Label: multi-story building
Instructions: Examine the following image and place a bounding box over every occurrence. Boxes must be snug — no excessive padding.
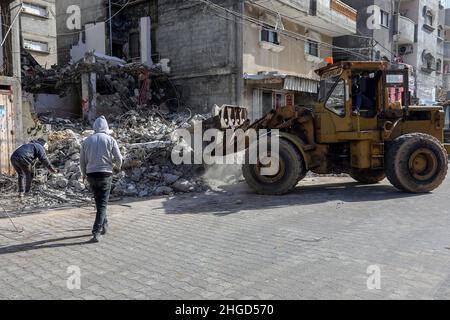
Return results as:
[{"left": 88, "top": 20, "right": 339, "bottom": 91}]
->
[
  {"left": 243, "top": 0, "right": 357, "bottom": 119},
  {"left": 334, "top": 0, "right": 395, "bottom": 62},
  {"left": 336, "top": 0, "right": 446, "bottom": 105},
  {"left": 20, "top": 0, "right": 57, "bottom": 68},
  {"left": 55, "top": 0, "right": 357, "bottom": 118},
  {"left": 396, "top": 0, "right": 445, "bottom": 104},
  {"left": 442, "top": 6, "right": 450, "bottom": 98}
]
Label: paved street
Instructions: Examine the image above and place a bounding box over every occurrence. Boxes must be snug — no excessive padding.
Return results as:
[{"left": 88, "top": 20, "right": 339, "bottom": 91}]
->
[{"left": 1, "top": 175, "right": 450, "bottom": 300}]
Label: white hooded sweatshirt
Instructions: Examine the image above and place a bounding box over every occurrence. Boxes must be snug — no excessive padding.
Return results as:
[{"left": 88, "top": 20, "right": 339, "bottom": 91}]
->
[{"left": 80, "top": 116, "right": 123, "bottom": 176}]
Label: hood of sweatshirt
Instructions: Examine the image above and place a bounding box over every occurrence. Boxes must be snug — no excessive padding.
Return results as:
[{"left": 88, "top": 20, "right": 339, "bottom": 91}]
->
[{"left": 93, "top": 116, "right": 110, "bottom": 134}]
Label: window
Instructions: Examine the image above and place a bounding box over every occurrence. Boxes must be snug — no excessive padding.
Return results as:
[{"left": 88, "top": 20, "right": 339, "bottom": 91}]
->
[
  {"left": 380, "top": 10, "right": 389, "bottom": 28},
  {"left": 261, "top": 27, "right": 279, "bottom": 45},
  {"left": 22, "top": 2, "right": 48, "bottom": 18},
  {"left": 23, "top": 39, "right": 49, "bottom": 53},
  {"left": 305, "top": 40, "right": 319, "bottom": 57},
  {"left": 438, "top": 25, "right": 443, "bottom": 38},
  {"left": 422, "top": 51, "right": 435, "bottom": 71},
  {"left": 436, "top": 59, "right": 442, "bottom": 73},
  {"left": 425, "top": 9, "right": 434, "bottom": 27},
  {"left": 309, "top": 0, "right": 317, "bottom": 15},
  {"left": 320, "top": 75, "right": 346, "bottom": 116}
]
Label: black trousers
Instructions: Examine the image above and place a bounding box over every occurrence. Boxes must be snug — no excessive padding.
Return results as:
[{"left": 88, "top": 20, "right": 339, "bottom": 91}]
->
[
  {"left": 10, "top": 156, "right": 33, "bottom": 193},
  {"left": 88, "top": 175, "right": 112, "bottom": 235}
]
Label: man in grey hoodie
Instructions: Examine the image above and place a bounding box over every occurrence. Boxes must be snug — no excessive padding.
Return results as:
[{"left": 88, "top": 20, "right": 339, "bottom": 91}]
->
[{"left": 80, "top": 116, "right": 123, "bottom": 243}]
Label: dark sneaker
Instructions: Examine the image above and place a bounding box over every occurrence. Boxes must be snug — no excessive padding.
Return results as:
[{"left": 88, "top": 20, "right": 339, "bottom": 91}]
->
[
  {"left": 89, "top": 233, "right": 100, "bottom": 243},
  {"left": 101, "top": 224, "right": 108, "bottom": 235}
]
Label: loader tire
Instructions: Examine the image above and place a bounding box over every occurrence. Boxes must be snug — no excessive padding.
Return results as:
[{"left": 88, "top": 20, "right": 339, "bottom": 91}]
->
[
  {"left": 385, "top": 133, "right": 448, "bottom": 193},
  {"left": 243, "top": 139, "right": 304, "bottom": 195},
  {"left": 350, "top": 168, "right": 385, "bottom": 184}
]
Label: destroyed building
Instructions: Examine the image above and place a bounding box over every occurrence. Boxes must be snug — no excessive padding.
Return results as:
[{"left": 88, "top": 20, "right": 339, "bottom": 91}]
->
[
  {"left": 2, "top": 48, "right": 211, "bottom": 212},
  {"left": 54, "top": 0, "right": 358, "bottom": 118},
  {"left": 56, "top": 0, "right": 107, "bottom": 66}
]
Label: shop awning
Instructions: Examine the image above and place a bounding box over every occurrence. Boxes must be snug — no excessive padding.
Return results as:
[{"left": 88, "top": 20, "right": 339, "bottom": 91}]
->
[
  {"left": 244, "top": 73, "right": 319, "bottom": 94},
  {"left": 284, "top": 76, "right": 318, "bottom": 94}
]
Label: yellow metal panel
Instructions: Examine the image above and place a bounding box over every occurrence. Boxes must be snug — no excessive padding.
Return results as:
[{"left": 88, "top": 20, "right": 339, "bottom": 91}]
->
[
  {"left": 444, "top": 144, "right": 450, "bottom": 155},
  {"left": 350, "top": 140, "right": 372, "bottom": 169}
]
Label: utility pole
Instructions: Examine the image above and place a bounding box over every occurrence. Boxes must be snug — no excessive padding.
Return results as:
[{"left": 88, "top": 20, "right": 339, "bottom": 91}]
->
[{"left": 109, "top": 0, "right": 113, "bottom": 55}]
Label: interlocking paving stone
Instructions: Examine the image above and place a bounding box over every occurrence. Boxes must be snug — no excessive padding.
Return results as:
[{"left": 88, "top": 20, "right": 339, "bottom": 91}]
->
[{"left": 1, "top": 177, "right": 450, "bottom": 299}]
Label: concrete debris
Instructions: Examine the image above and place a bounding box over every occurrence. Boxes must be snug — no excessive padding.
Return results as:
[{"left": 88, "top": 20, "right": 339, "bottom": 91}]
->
[
  {"left": 22, "top": 51, "right": 182, "bottom": 114},
  {"left": 44, "top": 109, "right": 208, "bottom": 198},
  {"left": 1, "top": 105, "right": 214, "bottom": 213}
]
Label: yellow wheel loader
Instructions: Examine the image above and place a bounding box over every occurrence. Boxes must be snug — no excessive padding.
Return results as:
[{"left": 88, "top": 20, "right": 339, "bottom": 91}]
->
[{"left": 219, "top": 61, "right": 449, "bottom": 195}]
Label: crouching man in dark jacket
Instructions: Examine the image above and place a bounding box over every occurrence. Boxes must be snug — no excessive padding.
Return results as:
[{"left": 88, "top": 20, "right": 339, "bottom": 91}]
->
[
  {"left": 10, "top": 138, "right": 57, "bottom": 197},
  {"left": 80, "top": 116, "right": 123, "bottom": 243}
]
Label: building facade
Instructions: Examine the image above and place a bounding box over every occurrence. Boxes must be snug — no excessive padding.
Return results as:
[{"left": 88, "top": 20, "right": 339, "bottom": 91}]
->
[
  {"left": 334, "top": 0, "right": 395, "bottom": 62},
  {"left": 20, "top": 0, "right": 57, "bottom": 68},
  {"left": 0, "top": 0, "right": 24, "bottom": 174},
  {"left": 243, "top": 0, "right": 357, "bottom": 119},
  {"left": 444, "top": 7, "right": 450, "bottom": 99},
  {"left": 55, "top": 0, "right": 106, "bottom": 66},
  {"left": 54, "top": 0, "right": 356, "bottom": 118},
  {"left": 337, "top": 0, "right": 446, "bottom": 104},
  {"left": 397, "top": 0, "right": 445, "bottom": 104}
]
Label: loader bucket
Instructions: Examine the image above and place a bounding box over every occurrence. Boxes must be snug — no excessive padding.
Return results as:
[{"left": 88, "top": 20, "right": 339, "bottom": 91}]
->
[{"left": 214, "top": 104, "right": 249, "bottom": 129}]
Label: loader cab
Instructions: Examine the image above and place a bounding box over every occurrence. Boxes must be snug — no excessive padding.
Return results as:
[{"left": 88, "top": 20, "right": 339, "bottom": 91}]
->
[
  {"left": 350, "top": 70, "right": 381, "bottom": 118},
  {"left": 315, "top": 61, "right": 411, "bottom": 142}
]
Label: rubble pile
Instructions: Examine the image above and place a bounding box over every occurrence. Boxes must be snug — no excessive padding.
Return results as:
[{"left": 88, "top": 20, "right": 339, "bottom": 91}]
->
[
  {"left": 0, "top": 174, "right": 16, "bottom": 193},
  {"left": 38, "top": 109, "right": 208, "bottom": 201},
  {"left": 22, "top": 52, "right": 180, "bottom": 114}
]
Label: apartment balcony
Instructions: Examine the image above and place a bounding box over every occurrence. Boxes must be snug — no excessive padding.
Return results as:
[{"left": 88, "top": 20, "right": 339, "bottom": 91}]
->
[
  {"left": 250, "top": 0, "right": 357, "bottom": 36},
  {"left": 395, "top": 15, "right": 415, "bottom": 44},
  {"left": 250, "top": 0, "right": 309, "bottom": 22}
]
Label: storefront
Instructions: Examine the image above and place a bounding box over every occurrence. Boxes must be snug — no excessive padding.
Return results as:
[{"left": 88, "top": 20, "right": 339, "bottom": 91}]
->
[{"left": 244, "top": 73, "right": 319, "bottom": 121}]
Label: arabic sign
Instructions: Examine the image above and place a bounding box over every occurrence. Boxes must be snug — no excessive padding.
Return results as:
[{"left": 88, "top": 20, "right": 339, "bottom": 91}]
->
[{"left": 321, "top": 67, "right": 343, "bottom": 80}]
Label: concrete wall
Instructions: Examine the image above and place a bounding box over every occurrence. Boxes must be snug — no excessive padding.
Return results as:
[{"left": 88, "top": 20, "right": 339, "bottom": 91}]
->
[
  {"left": 155, "top": 0, "right": 243, "bottom": 113},
  {"left": 334, "top": 0, "right": 394, "bottom": 61},
  {"left": 20, "top": 0, "right": 57, "bottom": 68},
  {"left": 55, "top": 0, "right": 106, "bottom": 66},
  {"left": 110, "top": 0, "right": 155, "bottom": 61}
]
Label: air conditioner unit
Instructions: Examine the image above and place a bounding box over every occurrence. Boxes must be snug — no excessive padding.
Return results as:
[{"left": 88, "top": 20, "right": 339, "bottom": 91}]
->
[{"left": 399, "top": 44, "right": 413, "bottom": 55}]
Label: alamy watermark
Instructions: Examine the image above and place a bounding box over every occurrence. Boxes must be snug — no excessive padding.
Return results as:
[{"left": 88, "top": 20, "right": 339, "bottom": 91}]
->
[
  {"left": 67, "top": 265, "right": 81, "bottom": 290},
  {"left": 171, "top": 122, "right": 280, "bottom": 176},
  {"left": 366, "top": 265, "right": 381, "bottom": 290},
  {"left": 366, "top": 5, "right": 383, "bottom": 30},
  {"left": 66, "top": 5, "right": 81, "bottom": 31}
]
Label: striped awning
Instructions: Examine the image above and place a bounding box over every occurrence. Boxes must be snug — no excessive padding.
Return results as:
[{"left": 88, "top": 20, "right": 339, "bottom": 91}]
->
[
  {"left": 245, "top": 73, "right": 319, "bottom": 94},
  {"left": 283, "top": 76, "right": 318, "bottom": 94}
]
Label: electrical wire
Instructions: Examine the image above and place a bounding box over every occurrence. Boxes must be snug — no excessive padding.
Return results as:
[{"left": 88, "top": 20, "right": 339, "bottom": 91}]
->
[{"left": 195, "top": 0, "right": 371, "bottom": 61}]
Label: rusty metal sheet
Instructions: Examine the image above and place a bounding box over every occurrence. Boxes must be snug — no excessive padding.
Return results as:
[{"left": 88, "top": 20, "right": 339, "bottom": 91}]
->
[{"left": 0, "top": 91, "right": 15, "bottom": 175}]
